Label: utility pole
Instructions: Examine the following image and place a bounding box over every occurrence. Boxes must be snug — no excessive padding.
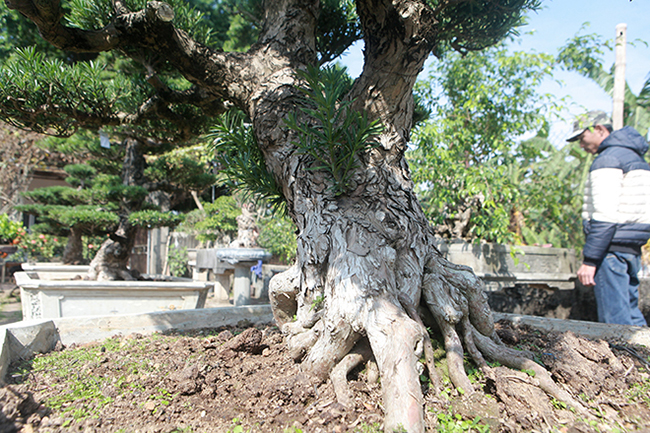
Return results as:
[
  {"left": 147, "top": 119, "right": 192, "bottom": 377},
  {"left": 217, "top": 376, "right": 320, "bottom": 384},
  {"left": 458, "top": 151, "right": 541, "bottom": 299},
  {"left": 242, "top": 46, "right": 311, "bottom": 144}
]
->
[{"left": 613, "top": 23, "right": 626, "bottom": 130}]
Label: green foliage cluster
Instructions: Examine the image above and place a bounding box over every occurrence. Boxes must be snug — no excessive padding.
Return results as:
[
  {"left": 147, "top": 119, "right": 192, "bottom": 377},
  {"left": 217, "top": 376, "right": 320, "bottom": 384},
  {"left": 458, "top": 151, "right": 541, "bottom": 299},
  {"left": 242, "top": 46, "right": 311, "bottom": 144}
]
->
[
  {"left": 257, "top": 212, "right": 297, "bottom": 265},
  {"left": 128, "top": 210, "right": 183, "bottom": 229},
  {"left": 435, "top": 413, "right": 491, "bottom": 433},
  {"left": 285, "top": 65, "right": 383, "bottom": 197},
  {"left": 316, "top": 0, "right": 361, "bottom": 64},
  {"left": 176, "top": 195, "right": 241, "bottom": 244},
  {"left": 409, "top": 42, "right": 588, "bottom": 248},
  {"left": 209, "top": 111, "right": 286, "bottom": 213},
  {"left": 427, "top": 0, "right": 541, "bottom": 56},
  {"left": 145, "top": 148, "right": 217, "bottom": 193},
  {"left": 0, "top": 47, "right": 132, "bottom": 136},
  {"left": 168, "top": 246, "right": 191, "bottom": 278},
  {"left": 17, "top": 164, "right": 118, "bottom": 238},
  {"left": 0, "top": 213, "right": 26, "bottom": 245}
]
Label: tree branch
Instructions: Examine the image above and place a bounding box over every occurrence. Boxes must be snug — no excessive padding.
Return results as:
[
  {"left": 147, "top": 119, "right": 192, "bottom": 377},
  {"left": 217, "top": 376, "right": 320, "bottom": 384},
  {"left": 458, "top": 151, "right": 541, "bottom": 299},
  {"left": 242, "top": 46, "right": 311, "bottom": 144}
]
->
[
  {"left": 5, "top": 0, "right": 257, "bottom": 108},
  {"left": 348, "top": 0, "right": 437, "bottom": 153},
  {"left": 5, "top": 0, "right": 120, "bottom": 52}
]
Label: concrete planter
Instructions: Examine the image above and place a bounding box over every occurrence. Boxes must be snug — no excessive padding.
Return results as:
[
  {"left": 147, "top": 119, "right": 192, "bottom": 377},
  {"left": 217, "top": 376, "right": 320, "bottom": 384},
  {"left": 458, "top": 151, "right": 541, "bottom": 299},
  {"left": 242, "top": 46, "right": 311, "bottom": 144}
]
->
[
  {"left": 435, "top": 240, "right": 577, "bottom": 291},
  {"left": 14, "top": 268, "right": 213, "bottom": 320},
  {"left": 20, "top": 263, "right": 90, "bottom": 281}
]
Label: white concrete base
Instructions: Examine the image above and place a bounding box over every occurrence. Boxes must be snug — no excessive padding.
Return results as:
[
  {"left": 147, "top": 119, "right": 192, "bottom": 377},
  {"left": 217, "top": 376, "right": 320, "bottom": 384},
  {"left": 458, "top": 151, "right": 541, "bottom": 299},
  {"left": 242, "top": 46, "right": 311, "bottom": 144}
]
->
[
  {"left": 15, "top": 271, "right": 214, "bottom": 320},
  {"left": 0, "top": 305, "right": 274, "bottom": 383}
]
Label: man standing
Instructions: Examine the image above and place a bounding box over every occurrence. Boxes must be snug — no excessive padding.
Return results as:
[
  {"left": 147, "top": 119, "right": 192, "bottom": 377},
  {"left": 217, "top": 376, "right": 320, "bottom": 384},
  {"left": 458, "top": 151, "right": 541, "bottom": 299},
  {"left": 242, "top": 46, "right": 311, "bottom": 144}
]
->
[{"left": 567, "top": 110, "right": 650, "bottom": 326}]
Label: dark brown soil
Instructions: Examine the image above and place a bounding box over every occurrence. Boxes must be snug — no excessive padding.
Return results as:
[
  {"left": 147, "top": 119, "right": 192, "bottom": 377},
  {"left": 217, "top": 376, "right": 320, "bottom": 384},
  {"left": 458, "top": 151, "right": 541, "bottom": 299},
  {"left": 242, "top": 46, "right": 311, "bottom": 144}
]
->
[{"left": 2, "top": 319, "right": 650, "bottom": 433}]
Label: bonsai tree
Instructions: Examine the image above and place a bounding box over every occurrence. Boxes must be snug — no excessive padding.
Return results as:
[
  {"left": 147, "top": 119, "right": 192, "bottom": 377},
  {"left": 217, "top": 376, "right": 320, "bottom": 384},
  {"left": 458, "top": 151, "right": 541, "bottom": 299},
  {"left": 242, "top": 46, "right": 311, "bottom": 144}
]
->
[
  {"left": 18, "top": 136, "right": 214, "bottom": 278},
  {"left": 0, "top": 0, "right": 605, "bottom": 431},
  {"left": 17, "top": 164, "right": 120, "bottom": 264}
]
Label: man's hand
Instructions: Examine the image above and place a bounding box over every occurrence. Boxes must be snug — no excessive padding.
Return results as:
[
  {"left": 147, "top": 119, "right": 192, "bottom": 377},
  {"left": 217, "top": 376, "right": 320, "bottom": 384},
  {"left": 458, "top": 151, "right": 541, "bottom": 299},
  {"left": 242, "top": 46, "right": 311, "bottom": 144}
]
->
[{"left": 577, "top": 263, "right": 597, "bottom": 286}]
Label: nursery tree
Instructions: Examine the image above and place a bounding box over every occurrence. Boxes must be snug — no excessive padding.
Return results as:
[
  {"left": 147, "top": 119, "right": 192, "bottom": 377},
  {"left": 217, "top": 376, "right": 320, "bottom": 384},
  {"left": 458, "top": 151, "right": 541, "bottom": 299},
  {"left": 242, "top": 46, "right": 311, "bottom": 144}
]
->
[
  {"left": 0, "top": 0, "right": 605, "bottom": 431},
  {"left": 409, "top": 42, "right": 590, "bottom": 249},
  {"left": 18, "top": 132, "right": 214, "bottom": 276},
  {"left": 16, "top": 163, "right": 121, "bottom": 264}
]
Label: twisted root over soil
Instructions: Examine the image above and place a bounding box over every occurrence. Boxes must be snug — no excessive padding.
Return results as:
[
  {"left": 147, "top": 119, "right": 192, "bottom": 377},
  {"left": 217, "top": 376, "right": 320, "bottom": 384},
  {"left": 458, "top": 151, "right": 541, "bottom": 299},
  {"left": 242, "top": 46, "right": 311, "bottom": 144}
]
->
[
  {"left": 2, "top": 322, "right": 650, "bottom": 432},
  {"left": 269, "top": 256, "right": 650, "bottom": 432}
]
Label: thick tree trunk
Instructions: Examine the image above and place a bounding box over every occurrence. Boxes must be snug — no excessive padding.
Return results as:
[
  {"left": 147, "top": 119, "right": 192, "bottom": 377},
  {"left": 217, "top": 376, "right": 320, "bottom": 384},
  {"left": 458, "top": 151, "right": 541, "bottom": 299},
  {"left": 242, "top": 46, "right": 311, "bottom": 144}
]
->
[
  {"left": 87, "top": 221, "right": 138, "bottom": 280},
  {"left": 5, "top": 0, "right": 591, "bottom": 429},
  {"left": 61, "top": 227, "right": 83, "bottom": 264}
]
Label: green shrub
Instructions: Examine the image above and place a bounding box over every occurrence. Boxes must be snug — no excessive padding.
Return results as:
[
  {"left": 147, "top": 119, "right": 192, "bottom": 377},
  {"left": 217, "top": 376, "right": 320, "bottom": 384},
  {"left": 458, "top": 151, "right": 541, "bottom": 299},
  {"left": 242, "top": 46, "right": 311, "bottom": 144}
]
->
[
  {"left": 176, "top": 195, "right": 241, "bottom": 245},
  {"left": 168, "top": 246, "right": 190, "bottom": 278},
  {"left": 0, "top": 214, "right": 26, "bottom": 245},
  {"left": 17, "top": 233, "right": 66, "bottom": 262},
  {"left": 257, "top": 212, "right": 297, "bottom": 265}
]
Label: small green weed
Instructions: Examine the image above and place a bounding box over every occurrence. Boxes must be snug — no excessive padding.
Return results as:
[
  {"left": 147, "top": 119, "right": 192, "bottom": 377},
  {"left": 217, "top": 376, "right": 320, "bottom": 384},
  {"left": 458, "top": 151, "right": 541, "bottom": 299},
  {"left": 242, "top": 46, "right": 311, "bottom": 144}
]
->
[
  {"left": 628, "top": 376, "right": 650, "bottom": 405},
  {"left": 228, "top": 417, "right": 250, "bottom": 433},
  {"left": 550, "top": 397, "right": 567, "bottom": 410},
  {"left": 353, "top": 422, "right": 383, "bottom": 432},
  {"left": 436, "top": 412, "right": 491, "bottom": 432},
  {"left": 169, "top": 427, "right": 194, "bottom": 433},
  {"left": 310, "top": 295, "right": 324, "bottom": 311}
]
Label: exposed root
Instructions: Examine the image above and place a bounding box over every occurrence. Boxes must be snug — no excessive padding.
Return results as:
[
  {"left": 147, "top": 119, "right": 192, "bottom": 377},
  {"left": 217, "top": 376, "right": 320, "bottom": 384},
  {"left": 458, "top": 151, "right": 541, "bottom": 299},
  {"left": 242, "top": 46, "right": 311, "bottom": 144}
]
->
[
  {"left": 461, "top": 316, "right": 487, "bottom": 369},
  {"left": 284, "top": 321, "right": 322, "bottom": 361},
  {"left": 302, "top": 320, "right": 360, "bottom": 382},
  {"left": 366, "top": 297, "right": 426, "bottom": 432},
  {"left": 268, "top": 264, "right": 300, "bottom": 327},
  {"left": 438, "top": 260, "right": 494, "bottom": 338},
  {"left": 439, "top": 320, "right": 474, "bottom": 393},
  {"left": 269, "top": 246, "right": 598, "bottom": 433},
  {"left": 472, "top": 328, "right": 592, "bottom": 419},
  {"left": 398, "top": 293, "right": 441, "bottom": 392},
  {"left": 366, "top": 358, "right": 379, "bottom": 384},
  {"left": 330, "top": 339, "right": 372, "bottom": 408}
]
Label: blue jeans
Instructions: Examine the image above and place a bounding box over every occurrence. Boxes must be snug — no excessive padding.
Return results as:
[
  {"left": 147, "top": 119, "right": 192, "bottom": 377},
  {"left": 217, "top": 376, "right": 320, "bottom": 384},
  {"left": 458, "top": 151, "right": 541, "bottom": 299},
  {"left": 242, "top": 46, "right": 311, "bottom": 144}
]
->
[{"left": 594, "top": 252, "right": 647, "bottom": 326}]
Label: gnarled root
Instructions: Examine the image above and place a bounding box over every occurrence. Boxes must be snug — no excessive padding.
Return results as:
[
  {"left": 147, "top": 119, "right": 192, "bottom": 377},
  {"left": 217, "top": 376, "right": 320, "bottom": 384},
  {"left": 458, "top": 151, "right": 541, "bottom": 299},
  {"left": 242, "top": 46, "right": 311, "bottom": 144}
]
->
[
  {"left": 365, "top": 297, "right": 426, "bottom": 432},
  {"left": 398, "top": 293, "right": 441, "bottom": 393},
  {"left": 471, "top": 327, "right": 592, "bottom": 418},
  {"left": 268, "top": 248, "right": 593, "bottom": 433},
  {"left": 331, "top": 338, "right": 373, "bottom": 408}
]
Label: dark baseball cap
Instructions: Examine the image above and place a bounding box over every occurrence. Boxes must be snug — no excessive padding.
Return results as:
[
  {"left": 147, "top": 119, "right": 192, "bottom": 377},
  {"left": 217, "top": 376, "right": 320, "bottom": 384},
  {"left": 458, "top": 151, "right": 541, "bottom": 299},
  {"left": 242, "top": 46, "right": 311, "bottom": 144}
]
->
[{"left": 566, "top": 110, "right": 613, "bottom": 142}]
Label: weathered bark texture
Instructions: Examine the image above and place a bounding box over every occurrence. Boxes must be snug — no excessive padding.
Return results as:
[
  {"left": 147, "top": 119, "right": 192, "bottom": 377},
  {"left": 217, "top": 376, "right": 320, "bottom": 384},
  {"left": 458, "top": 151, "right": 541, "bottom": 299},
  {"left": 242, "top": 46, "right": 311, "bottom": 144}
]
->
[
  {"left": 61, "top": 227, "right": 84, "bottom": 264},
  {"left": 5, "top": 0, "right": 586, "bottom": 430}
]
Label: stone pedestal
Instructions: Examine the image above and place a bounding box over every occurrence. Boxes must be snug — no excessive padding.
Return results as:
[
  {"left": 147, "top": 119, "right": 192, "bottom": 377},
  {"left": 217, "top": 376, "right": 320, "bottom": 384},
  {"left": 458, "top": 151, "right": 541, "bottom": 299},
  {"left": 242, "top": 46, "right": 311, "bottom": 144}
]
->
[{"left": 195, "top": 248, "right": 272, "bottom": 306}]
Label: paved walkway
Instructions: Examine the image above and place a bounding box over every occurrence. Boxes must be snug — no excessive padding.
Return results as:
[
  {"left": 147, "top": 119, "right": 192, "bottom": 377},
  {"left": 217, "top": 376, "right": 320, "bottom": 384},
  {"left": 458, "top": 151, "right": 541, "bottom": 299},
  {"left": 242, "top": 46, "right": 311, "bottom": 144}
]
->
[{"left": 0, "top": 282, "right": 22, "bottom": 326}]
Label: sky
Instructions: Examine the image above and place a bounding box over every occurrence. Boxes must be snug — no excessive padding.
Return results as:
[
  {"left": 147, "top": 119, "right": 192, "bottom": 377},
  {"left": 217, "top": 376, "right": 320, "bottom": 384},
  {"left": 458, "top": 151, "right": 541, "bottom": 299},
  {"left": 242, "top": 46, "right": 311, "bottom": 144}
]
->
[{"left": 338, "top": 0, "right": 650, "bottom": 146}]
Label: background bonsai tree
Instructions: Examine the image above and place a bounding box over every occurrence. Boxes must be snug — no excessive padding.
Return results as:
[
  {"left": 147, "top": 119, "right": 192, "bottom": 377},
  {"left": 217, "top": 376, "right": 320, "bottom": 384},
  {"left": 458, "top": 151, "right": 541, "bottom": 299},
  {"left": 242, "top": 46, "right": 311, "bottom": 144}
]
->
[
  {"left": 18, "top": 132, "right": 216, "bottom": 278},
  {"left": 17, "top": 164, "right": 121, "bottom": 264},
  {"left": 1, "top": 0, "right": 610, "bottom": 431}
]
